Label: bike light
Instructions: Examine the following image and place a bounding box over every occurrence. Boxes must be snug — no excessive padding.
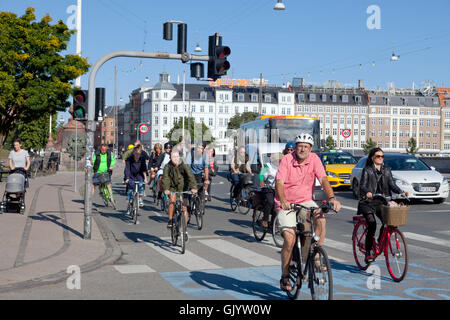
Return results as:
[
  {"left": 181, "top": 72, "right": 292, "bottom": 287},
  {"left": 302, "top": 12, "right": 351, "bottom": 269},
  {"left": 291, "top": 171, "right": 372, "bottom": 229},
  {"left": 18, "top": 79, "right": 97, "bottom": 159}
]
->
[{"left": 314, "top": 235, "right": 320, "bottom": 242}]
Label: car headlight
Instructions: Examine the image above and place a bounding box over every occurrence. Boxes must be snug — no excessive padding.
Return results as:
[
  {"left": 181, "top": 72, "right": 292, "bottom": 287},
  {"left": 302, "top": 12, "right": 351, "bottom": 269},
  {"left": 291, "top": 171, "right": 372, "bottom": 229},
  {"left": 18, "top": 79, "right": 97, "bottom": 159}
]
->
[
  {"left": 326, "top": 171, "right": 337, "bottom": 178},
  {"left": 394, "top": 178, "right": 409, "bottom": 187}
]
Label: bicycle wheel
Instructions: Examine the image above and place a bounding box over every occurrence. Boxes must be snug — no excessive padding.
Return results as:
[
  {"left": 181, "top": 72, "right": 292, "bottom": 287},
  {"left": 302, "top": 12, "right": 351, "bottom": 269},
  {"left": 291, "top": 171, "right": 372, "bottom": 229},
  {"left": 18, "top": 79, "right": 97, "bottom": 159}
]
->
[
  {"left": 252, "top": 206, "right": 267, "bottom": 242},
  {"left": 132, "top": 193, "right": 138, "bottom": 224},
  {"left": 385, "top": 228, "right": 408, "bottom": 282},
  {"left": 107, "top": 185, "right": 117, "bottom": 210},
  {"left": 286, "top": 244, "right": 302, "bottom": 300},
  {"left": 194, "top": 196, "right": 203, "bottom": 230},
  {"left": 309, "top": 246, "right": 333, "bottom": 300},
  {"left": 272, "top": 214, "right": 284, "bottom": 248},
  {"left": 171, "top": 212, "right": 178, "bottom": 246},
  {"left": 237, "top": 186, "right": 251, "bottom": 215},
  {"left": 352, "top": 221, "right": 370, "bottom": 270},
  {"left": 179, "top": 212, "right": 186, "bottom": 254},
  {"left": 230, "top": 185, "right": 237, "bottom": 212},
  {"left": 100, "top": 184, "right": 109, "bottom": 206}
]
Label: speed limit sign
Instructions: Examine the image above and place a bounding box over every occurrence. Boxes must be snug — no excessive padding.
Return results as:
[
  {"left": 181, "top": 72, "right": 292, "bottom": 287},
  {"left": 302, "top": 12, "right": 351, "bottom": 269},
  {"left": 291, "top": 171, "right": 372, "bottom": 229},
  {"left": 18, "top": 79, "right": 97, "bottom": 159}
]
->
[
  {"left": 341, "top": 129, "right": 351, "bottom": 139},
  {"left": 138, "top": 123, "right": 150, "bottom": 135}
]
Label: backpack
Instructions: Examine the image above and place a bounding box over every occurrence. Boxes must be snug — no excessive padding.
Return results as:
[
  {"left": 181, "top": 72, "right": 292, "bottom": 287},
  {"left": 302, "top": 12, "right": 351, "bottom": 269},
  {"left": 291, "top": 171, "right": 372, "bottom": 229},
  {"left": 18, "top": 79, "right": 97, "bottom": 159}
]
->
[{"left": 93, "top": 150, "right": 111, "bottom": 173}]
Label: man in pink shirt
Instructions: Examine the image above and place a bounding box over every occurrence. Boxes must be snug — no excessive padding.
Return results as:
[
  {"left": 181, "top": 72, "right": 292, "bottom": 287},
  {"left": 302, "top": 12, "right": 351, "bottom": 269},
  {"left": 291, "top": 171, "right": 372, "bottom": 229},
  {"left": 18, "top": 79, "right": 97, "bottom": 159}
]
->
[{"left": 276, "top": 133, "right": 341, "bottom": 292}]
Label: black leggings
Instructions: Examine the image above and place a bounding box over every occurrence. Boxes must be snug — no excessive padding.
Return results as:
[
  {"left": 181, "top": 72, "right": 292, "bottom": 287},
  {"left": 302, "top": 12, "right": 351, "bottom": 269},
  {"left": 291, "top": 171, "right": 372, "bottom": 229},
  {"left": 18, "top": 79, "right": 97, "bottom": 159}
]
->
[
  {"left": 358, "top": 198, "right": 385, "bottom": 254},
  {"left": 263, "top": 189, "right": 275, "bottom": 222}
]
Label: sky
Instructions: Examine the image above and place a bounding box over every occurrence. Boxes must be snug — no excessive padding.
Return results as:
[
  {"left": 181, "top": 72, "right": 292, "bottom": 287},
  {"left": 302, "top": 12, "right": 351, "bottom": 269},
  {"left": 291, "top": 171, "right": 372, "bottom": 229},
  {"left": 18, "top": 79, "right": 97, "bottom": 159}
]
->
[{"left": 1, "top": 0, "right": 450, "bottom": 123}]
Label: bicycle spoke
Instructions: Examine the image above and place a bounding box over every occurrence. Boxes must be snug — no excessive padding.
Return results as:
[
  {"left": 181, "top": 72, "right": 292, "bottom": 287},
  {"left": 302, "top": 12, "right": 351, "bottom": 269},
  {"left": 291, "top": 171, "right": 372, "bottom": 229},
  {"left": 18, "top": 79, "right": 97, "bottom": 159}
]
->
[{"left": 385, "top": 229, "right": 408, "bottom": 282}]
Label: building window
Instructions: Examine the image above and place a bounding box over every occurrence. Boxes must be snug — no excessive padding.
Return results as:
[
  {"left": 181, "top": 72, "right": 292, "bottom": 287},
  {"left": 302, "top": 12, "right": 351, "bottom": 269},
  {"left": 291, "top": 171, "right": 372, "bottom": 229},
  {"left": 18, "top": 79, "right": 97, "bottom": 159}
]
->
[
  {"left": 342, "top": 95, "right": 348, "bottom": 103},
  {"left": 333, "top": 128, "right": 337, "bottom": 136},
  {"left": 163, "top": 117, "right": 167, "bottom": 125},
  {"left": 332, "top": 95, "right": 337, "bottom": 103},
  {"left": 200, "top": 92, "right": 207, "bottom": 100},
  {"left": 298, "top": 94, "right": 305, "bottom": 102},
  {"left": 200, "top": 105, "right": 205, "bottom": 113},
  {"left": 264, "top": 95, "right": 271, "bottom": 103},
  {"left": 210, "top": 105, "right": 214, "bottom": 113},
  {"left": 251, "top": 94, "right": 258, "bottom": 102},
  {"left": 238, "top": 93, "right": 244, "bottom": 102},
  {"left": 183, "top": 92, "right": 189, "bottom": 100},
  {"left": 154, "top": 116, "right": 159, "bottom": 125},
  {"left": 154, "top": 129, "right": 159, "bottom": 138},
  {"left": 309, "top": 94, "right": 316, "bottom": 102},
  {"left": 209, "top": 118, "right": 213, "bottom": 126},
  {"left": 355, "top": 96, "right": 361, "bottom": 104},
  {"left": 322, "top": 94, "right": 326, "bottom": 102}
]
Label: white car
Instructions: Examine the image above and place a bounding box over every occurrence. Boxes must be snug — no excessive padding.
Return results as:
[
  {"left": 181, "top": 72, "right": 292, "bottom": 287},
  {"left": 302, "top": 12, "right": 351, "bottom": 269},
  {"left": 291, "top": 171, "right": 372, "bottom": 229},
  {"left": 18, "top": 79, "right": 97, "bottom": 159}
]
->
[{"left": 350, "top": 153, "right": 449, "bottom": 204}]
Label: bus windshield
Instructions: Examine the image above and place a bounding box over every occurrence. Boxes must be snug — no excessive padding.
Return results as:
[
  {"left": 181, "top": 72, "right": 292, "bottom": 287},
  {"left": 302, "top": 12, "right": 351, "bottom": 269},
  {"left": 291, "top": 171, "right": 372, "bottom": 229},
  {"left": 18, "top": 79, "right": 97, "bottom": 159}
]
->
[{"left": 270, "top": 118, "right": 320, "bottom": 151}]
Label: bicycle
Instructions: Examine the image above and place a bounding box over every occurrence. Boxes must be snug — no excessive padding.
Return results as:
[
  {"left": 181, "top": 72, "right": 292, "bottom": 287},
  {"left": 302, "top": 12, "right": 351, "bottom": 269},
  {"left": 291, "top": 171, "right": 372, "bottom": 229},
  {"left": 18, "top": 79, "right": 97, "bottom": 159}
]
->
[
  {"left": 229, "top": 173, "right": 253, "bottom": 214},
  {"left": 97, "top": 173, "right": 117, "bottom": 210},
  {"left": 252, "top": 189, "right": 282, "bottom": 247},
  {"left": 283, "top": 201, "right": 337, "bottom": 300},
  {"left": 352, "top": 193, "right": 410, "bottom": 282},
  {"left": 187, "top": 183, "right": 204, "bottom": 230},
  {"left": 169, "top": 191, "right": 192, "bottom": 254},
  {"left": 127, "top": 180, "right": 146, "bottom": 224}
]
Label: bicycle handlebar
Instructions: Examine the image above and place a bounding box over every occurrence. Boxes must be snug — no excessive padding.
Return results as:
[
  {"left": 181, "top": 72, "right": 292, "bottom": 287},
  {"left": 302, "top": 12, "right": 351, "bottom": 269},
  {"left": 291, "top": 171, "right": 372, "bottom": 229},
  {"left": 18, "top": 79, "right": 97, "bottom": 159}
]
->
[
  {"left": 289, "top": 200, "right": 338, "bottom": 215},
  {"left": 371, "top": 193, "right": 410, "bottom": 203},
  {"left": 127, "top": 180, "right": 147, "bottom": 185}
]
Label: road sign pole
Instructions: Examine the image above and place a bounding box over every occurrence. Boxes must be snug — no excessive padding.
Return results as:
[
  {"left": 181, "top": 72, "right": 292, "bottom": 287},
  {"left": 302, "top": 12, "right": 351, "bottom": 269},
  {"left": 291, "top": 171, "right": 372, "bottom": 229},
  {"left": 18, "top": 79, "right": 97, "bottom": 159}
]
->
[{"left": 84, "top": 50, "right": 209, "bottom": 239}]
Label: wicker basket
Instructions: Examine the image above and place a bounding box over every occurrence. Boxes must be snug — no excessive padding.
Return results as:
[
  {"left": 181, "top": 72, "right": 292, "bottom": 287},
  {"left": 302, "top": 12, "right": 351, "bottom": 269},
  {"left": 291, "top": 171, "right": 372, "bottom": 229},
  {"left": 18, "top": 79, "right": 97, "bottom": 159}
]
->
[{"left": 381, "top": 205, "right": 409, "bottom": 226}]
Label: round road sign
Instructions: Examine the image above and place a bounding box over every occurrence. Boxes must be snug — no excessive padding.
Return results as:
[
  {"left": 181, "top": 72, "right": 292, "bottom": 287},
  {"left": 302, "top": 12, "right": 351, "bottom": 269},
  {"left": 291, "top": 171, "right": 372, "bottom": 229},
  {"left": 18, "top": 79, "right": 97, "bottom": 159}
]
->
[
  {"left": 342, "top": 129, "right": 351, "bottom": 139},
  {"left": 138, "top": 123, "right": 150, "bottom": 135}
]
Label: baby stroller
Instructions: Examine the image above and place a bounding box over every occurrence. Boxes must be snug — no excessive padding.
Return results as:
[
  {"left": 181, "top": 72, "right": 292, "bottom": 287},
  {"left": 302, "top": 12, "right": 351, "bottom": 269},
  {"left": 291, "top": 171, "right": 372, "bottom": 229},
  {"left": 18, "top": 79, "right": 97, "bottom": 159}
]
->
[{"left": 0, "top": 173, "right": 26, "bottom": 214}]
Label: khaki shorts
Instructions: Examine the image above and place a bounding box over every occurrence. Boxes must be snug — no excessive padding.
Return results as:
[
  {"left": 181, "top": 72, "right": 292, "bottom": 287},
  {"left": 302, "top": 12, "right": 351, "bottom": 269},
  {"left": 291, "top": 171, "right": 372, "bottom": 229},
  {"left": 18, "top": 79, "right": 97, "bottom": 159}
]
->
[{"left": 277, "top": 200, "right": 318, "bottom": 234}]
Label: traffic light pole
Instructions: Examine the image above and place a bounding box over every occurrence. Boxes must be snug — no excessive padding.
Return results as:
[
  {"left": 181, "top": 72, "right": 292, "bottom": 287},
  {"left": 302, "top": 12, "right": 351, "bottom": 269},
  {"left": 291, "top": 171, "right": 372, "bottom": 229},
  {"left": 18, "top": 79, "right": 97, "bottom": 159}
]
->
[{"left": 84, "top": 50, "right": 209, "bottom": 239}]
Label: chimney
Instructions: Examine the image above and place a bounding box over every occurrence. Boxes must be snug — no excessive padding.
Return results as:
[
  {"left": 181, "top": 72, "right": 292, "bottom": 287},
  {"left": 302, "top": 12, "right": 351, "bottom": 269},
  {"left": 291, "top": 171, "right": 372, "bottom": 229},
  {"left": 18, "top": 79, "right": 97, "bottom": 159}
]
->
[
  {"left": 358, "top": 79, "right": 364, "bottom": 89},
  {"left": 301, "top": 78, "right": 305, "bottom": 87}
]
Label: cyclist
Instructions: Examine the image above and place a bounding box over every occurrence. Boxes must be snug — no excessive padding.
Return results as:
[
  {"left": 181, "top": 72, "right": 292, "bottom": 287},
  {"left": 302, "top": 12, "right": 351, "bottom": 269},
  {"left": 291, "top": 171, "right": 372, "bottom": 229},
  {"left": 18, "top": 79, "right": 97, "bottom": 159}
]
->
[
  {"left": 124, "top": 144, "right": 148, "bottom": 213},
  {"left": 162, "top": 151, "right": 197, "bottom": 238},
  {"left": 205, "top": 146, "right": 217, "bottom": 201},
  {"left": 230, "top": 146, "right": 253, "bottom": 201},
  {"left": 258, "top": 152, "right": 282, "bottom": 228},
  {"left": 92, "top": 143, "right": 116, "bottom": 196},
  {"left": 275, "top": 133, "right": 341, "bottom": 292},
  {"left": 148, "top": 143, "right": 164, "bottom": 187},
  {"left": 122, "top": 144, "right": 136, "bottom": 164},
  {"left": 358, "top": 147, "right": 408, "bottom": 263},
  {"left": 283, "top": 141, "right": 295, "bottom": 156},
  {"left": 156, "top": 142, "right": 173, "bottom": 200},
  {"left": 185, "top": 142, "right": 210, "bottom": 205}
]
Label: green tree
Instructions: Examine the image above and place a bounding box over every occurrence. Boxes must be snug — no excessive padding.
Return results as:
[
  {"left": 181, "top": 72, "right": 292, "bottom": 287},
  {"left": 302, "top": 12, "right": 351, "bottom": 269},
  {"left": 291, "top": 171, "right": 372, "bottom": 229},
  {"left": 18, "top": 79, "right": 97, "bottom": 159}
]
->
[
  {"left": 406, "top": 137, "right": 419, "bottom": 155},
  {"left": 324, "top": 135, "right": 336, "bottom": 152},
  {"left": 0, "top": 8, "right": 90, "bottom": 147},
  {"left": 362, "top": 138, "right": 377, "bottom": 154},
  {"left": 167, "top": 117, "right": 214, "bottom": 146},
  {"left": 227, "top": 112, "right": 259, "bottom": 130}
]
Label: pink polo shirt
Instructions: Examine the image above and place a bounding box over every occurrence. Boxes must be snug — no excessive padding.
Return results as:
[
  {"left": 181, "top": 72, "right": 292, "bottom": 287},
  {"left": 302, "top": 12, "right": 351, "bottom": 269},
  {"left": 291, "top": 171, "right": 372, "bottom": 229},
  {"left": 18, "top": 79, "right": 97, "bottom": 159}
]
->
[{"left": 274, "top": 152, "right": 326, "bottom": 211}]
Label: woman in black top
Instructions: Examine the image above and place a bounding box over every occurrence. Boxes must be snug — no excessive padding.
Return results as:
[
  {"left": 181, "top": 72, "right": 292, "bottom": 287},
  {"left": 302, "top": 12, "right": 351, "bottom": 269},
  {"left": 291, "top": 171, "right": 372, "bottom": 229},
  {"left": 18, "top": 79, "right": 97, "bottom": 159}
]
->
[
  {"left": 358, "top": 147, "right": 408, "bottom": 263},
  {"left": 148, "top": 143, "right": 164, "bottom": 186}
]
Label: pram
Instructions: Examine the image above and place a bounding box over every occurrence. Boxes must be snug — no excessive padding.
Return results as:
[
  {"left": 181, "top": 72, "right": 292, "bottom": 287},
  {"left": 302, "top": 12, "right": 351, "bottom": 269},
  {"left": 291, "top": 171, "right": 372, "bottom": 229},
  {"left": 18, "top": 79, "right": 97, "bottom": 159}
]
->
[{"left": 0, "top": 172, "right": 26, "bottom": 214}]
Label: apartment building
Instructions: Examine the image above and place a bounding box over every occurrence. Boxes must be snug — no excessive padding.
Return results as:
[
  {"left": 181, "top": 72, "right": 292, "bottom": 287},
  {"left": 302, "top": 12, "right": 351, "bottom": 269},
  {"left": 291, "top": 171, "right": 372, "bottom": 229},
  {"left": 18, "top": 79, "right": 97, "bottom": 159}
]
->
[
  {"left": 368, "top": 89, "right": 441, "bottom": 155},
  {"left": 436, "top": 88, "right": 450, "bottom": 154}
]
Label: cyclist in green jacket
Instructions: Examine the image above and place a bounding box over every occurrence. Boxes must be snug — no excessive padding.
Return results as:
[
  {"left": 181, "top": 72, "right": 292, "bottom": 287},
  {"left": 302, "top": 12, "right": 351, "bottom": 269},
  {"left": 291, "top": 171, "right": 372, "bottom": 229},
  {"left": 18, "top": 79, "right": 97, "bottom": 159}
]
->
[{"left": 92, "top": 144, "right": 116, "bottom": 196}]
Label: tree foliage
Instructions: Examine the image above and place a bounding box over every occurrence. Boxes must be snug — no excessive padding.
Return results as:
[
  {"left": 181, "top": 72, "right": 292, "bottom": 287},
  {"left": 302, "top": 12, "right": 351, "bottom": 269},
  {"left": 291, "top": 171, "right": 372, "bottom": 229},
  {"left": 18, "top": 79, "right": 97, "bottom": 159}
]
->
[
  {"left": 0, "top": 7, "right": 90, "bottom": 146},
  {"left": 406, "top": 137, "right": 419, "bottom": 155},
  {"left": 227, "top": 112, "right": 260, "bottom": 130},
  {"left": 323, "top": 135, "right": 336, "bottom": 152},
  {"left": 167, "top": 117, "right": 214, "bottom": 146},
  {"left": 362, "top": 138, "right": 377, "bottom": 154}
]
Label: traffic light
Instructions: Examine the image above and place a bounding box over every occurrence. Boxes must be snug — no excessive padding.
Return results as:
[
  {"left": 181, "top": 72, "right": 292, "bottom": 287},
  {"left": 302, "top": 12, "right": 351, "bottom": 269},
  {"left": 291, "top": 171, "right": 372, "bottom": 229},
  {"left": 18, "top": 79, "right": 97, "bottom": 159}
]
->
[
  {"left": 73, "top": 89, "right": 88, "bottom": 120},
  {"left": 208, "top": 33, "right": 231, "bottom": 81}
]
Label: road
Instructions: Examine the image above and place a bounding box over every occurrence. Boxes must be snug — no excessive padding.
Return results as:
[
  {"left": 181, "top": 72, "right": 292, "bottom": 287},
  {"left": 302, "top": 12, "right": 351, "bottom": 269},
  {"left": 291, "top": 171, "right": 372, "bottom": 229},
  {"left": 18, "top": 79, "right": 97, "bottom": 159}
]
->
[{"left": 1, "top": 172, "right": 449, "bottom": 300}]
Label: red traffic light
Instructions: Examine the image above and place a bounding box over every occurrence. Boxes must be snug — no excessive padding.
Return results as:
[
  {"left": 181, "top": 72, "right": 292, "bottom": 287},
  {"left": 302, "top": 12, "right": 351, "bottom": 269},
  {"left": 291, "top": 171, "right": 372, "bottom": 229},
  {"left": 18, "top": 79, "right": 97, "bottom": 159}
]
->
[{"left": 217, "top": 46, "right": 231, "bottom": 59}]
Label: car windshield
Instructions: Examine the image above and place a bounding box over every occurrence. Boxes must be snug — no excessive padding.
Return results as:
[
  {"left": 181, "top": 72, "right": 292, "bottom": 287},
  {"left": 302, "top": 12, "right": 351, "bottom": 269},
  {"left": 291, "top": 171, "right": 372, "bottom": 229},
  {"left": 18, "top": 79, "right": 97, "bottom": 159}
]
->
[
  {"left": 384, "top": 157, "right": 430, "bottom": 171},
  {"left": 321, "top": 153, "right": 357, "bottom": 165}
]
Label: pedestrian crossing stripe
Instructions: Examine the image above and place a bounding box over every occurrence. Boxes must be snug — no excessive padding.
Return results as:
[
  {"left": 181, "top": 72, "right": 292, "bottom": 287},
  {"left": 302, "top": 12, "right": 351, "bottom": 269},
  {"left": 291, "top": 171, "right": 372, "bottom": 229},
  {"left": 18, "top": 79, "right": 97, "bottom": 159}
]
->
[
  {"left": 114, "top": 265, "right": 156, "bottom": 274},
  {"left": 403, "top": 232, "right": 450, "bottom": 248}
]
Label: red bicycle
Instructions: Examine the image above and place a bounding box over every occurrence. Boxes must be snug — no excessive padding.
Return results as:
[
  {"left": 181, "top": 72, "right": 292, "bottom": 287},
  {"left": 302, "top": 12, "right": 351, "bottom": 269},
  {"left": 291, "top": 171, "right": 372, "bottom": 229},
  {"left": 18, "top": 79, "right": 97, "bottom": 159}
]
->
[{"left": 352, "top": 194, "right": 410, "bottom": 282}]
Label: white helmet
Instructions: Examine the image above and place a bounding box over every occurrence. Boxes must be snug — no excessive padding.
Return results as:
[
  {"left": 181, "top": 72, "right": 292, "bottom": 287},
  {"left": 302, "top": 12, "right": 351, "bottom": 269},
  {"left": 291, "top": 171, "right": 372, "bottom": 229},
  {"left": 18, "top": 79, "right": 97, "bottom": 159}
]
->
[{"left": 294, "top": 133, "right": 314, "bottom": 146}]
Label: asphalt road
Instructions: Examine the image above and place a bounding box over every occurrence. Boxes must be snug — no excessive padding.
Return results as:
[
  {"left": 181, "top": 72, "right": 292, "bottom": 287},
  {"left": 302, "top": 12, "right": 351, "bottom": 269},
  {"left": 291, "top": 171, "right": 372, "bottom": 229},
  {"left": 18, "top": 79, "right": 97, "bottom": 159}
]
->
[{"left": 1, "top": 172, "right": 449, "bottom": 300}]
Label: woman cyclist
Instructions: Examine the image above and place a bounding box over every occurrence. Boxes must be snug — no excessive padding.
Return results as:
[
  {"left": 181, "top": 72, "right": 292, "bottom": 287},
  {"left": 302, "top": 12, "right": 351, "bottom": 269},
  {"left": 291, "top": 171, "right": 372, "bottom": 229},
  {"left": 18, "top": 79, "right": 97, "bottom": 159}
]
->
[
  {"left": 148, "top": 143, "right": 164, "bottom": 187},
  {"left": 125, "top": 144, "right": 148, "bottom": 213},
  {"left": 358, "top": 147, "right": 408, "bottom": 263}
]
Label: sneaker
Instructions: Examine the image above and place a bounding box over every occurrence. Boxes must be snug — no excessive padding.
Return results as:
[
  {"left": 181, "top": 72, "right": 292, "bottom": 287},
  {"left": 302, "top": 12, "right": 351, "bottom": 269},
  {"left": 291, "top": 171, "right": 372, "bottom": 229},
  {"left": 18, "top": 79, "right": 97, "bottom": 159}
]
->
[
  {"left": 365, "top": 251, "right": 375, "bottom": 264},
  {"left": 125, "top": 207, "right": 131, "bottom": 216},
  {"left": 139, "top": 199, "right": 144, "bottom": 207},
  {"left": 167, "top": 219, "right": 173, "bottom": 229},
  {"left": 184, "top": 231, "right": 189, "bottom": 243}
]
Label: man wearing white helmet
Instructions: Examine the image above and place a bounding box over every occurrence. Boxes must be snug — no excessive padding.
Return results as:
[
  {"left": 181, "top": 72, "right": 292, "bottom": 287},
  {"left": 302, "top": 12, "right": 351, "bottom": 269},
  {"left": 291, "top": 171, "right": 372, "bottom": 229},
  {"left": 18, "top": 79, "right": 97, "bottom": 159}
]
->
[{"left": 275, "top": 132, "right": 342, "bottom": 292}]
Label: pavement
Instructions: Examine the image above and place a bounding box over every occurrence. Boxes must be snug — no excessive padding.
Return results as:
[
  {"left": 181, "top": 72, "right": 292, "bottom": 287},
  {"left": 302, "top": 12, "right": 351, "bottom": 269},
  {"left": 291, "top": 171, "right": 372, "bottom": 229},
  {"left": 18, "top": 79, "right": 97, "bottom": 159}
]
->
[{"left": 0, "top": 166, "right": 122, "bottom": 293}]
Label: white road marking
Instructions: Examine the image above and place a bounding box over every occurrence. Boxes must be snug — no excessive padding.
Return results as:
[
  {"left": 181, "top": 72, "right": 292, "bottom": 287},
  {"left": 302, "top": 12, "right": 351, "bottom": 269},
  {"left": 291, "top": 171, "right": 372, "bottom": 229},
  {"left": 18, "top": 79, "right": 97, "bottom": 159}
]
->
[
  {"left": 143, "top": 241, "right": 221, "bottom": 271},
  {"left": 435, "top": 230, "right": 450, "bottom": 236},
  {"left": 340, "top": 205, "right": 357, "bottom": 212},
  {"left": 403, "top": 232, "right": 450, "bottom": 248},
  {"left": 407, "top": 244, "right": 449, "bottom": 258},
  {"left": 323, "top": 238, "right": 353, "bottom": 253},
  {"left": 199, "top": 239, "right": 279, "bottom": 266},
  {"left": 114, "top": 265, "right": 156, "bottom": 274}
]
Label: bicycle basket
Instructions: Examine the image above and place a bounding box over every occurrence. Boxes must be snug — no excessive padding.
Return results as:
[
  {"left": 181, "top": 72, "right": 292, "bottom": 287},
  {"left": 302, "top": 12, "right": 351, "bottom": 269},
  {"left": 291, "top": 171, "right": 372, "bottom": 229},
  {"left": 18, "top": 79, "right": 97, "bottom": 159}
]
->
[
  {"left": 97, "top": 173, "right": 110, "bottom": 184},
  {"left": 381, "top": 205, "right": 409, "bottom": 226},
  {"left": 241, "top": 174, "right": 253, "bottom": 186}
]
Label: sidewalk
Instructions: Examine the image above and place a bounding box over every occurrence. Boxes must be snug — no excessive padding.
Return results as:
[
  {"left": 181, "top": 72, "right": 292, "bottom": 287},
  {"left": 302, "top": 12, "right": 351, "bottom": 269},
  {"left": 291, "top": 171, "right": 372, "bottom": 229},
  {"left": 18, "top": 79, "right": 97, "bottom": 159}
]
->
[{"left": 0, "top": 169, "right": 121, "bottom": 292}]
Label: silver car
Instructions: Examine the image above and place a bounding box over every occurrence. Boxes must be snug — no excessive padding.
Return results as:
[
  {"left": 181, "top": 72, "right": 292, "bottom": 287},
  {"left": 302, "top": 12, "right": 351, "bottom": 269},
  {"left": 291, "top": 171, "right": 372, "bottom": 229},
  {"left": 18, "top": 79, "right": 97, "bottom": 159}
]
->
[{"left": 351, "top": 153, "right": 449, "bottom": 204}]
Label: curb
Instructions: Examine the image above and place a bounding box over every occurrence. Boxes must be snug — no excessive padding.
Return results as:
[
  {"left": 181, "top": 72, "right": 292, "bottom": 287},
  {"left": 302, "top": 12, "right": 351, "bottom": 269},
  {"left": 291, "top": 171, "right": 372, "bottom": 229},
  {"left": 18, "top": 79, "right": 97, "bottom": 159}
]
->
[{"left": 0, "top": 207, "right": 122, "bottom": 293}]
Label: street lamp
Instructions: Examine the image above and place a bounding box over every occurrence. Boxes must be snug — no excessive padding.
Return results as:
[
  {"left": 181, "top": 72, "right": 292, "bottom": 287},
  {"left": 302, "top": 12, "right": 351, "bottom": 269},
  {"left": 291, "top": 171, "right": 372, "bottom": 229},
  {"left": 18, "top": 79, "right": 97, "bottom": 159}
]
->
[
  {"left": 194, "top": 43, "right": 202, "bottom": 52},
  {"left": 274, "top": 0, "right": 285, "bottom": 10},
  {"left": 144, "top": 76, "right": 150, "bottom": 82}
]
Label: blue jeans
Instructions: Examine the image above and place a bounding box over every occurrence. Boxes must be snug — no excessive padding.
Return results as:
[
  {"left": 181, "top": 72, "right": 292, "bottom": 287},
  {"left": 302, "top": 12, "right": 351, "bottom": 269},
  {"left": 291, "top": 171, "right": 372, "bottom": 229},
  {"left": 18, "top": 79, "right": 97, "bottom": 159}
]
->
[
  {"left": 231, "top": 173, "right": 240, "bottom": 198},
  {"left": 127, "top": 181, "right": 144, "bottom": 203}
]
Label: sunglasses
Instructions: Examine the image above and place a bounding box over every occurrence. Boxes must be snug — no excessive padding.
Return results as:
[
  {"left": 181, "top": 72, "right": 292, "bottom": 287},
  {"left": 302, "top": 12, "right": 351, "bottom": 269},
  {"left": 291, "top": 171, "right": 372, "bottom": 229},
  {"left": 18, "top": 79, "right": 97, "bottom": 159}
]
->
[
  {"left": 287, "top": 148, "right": 294, "bottom": 151},
  {"left": 374, "top": 155, "right": 384, "bottom": 159}
]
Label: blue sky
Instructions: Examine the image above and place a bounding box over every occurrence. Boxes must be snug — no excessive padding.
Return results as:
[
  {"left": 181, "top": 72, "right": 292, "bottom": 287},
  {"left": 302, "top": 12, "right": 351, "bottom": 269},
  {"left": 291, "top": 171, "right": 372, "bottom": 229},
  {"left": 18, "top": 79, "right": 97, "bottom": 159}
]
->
[{"left": 1, "top": 0, "right": 449, "bottom": 122}]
